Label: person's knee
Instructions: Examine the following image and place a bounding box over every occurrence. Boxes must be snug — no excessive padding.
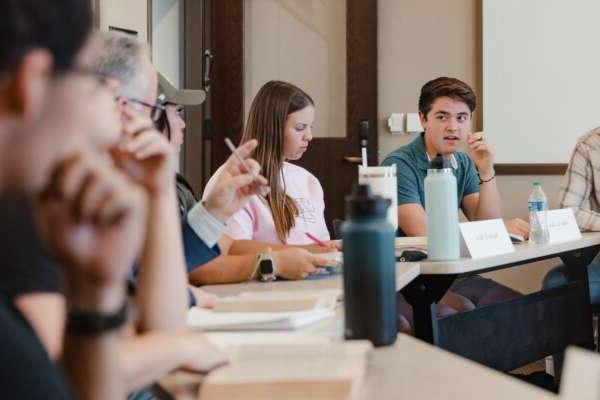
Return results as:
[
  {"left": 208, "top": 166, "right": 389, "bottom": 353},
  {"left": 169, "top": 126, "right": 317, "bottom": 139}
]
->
[
  {"left": 440, "top": 292, "right": 476, "bottom": 313},
  {"left": 457, "top": 297, "right": 476, "bottom": 312},
  {"left": 542, "top": 264, "right": 568, "bottom": 290},
  {"left": 436, "top": 304, "right": 459, "bottom": 318},
  {"left": 397, "top": 314, "right": 412, "bottom": 334},
  {"left": 588, "top": 262, "right": 600, "bottom": 305}
]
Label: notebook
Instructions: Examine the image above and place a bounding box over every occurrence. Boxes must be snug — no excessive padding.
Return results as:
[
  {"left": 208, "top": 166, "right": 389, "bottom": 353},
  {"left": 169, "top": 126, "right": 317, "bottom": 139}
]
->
[
  {"left": 395, "top": 236, "right": 427, "bottom": 251},
  {"left": 199, "top": 341, "right": 372, "bottom": 400},
  {"left": 187, "top": 307, "right": 335, "bottom": 331},
  {"left": 205, "top": 332, "right": 333, "bottom": 350},
  {"left": 211, "top": 289, "right": 341, "bottom": 313},
  {"left": 313, "top": 251, "right": 343, "bottom": 275}
]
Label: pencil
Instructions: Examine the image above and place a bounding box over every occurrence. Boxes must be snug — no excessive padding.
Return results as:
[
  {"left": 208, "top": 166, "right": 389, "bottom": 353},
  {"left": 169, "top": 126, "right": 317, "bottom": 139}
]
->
[
  {"left": 305, "top": 232, "right": 327, "bottom": 247},
  {"left": 224, "top": 138, "right": 268, "bottom": 197}
]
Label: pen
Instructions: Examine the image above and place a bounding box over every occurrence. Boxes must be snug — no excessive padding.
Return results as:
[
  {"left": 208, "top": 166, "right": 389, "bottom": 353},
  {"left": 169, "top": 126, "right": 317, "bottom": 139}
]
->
[
  {"left": 224, "top": 137, "right": 268, "bottom": 197},
  {"left": 361, "top": 146, "right": 368, "bottom": 168},
  {"left": 305, "top": 232, "right": 327, "bottom": 247},
  {"left": 473, "top": 132, "right": 485, "bottom": 142}
]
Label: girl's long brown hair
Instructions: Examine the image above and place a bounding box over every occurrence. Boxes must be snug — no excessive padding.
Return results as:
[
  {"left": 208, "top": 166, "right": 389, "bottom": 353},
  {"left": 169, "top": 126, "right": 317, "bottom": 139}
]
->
[{"left": 240, "top": 80, "right": 314, "bottom": 242}]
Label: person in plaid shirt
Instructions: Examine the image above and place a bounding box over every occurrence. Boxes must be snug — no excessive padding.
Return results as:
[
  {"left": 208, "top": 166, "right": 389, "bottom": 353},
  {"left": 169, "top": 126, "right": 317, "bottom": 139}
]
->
[{"left": 543, "top": 128, "right": 600, "bottom": 307}]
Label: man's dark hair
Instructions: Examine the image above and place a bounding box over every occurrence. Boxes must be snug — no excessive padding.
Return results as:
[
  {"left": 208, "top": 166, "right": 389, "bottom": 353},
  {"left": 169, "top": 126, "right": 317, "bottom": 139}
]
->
[
  {"left": 0, "top": 0, "right": 92, "bottom": 75},
  {"left": 418, "top": 77, "right": 476, "bottom": 119}
]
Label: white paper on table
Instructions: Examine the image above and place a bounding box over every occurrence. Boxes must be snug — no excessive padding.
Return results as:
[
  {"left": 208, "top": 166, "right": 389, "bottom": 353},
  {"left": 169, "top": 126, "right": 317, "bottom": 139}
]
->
[
  {"left": 395, "top": 236, "right": 427, "bottom": 250},
  {"left": 187, "top": 307, "right": 334, "bottom": 331},
  {"left": 211, "top": 289, "right": 342, "bottom": 313},
  {"left": 205, "top": 332, "right": 333, "bottom": 350}
]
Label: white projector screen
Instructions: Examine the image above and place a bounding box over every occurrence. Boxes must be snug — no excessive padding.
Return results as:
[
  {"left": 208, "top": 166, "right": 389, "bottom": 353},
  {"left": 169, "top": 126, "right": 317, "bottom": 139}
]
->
[{"left": 483, "top": 0, "right": 600, "bottom": 164}]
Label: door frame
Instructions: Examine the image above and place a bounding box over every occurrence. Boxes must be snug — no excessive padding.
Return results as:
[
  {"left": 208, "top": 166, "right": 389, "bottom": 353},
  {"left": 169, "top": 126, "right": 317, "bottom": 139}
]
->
[{"left": 210, "top": 0, "right": 378, "bottom": 229}]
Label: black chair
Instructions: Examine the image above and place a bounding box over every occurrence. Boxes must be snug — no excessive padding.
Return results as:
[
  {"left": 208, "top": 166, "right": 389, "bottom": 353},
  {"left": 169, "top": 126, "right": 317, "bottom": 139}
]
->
[
  {"left": 594, "top": 304, "right": 600, "bottom": 352},
  {"left": 332, "top": 218, "right": 344, "bottom": 240},
  {"left": 543, "top": 262, "right": 600, "bottom": 353}
]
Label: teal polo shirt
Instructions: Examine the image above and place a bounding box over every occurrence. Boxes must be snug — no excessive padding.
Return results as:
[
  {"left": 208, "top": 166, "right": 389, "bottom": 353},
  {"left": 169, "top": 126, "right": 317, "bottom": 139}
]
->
[{"left": 381, "top": 133, "right": 480, "bottom": 235}]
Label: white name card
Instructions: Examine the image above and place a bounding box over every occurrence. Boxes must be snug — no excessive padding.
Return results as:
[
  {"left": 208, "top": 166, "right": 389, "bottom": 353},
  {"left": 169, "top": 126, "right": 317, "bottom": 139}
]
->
[
  {"left": 459, "top": 219, "right": 515, "bottom": 259},
  {"left": 561, "top": 347, "right": 600, "bottom": 400},
  {"left": 544, "top": 208, "right": 581, "bottom": 243}
]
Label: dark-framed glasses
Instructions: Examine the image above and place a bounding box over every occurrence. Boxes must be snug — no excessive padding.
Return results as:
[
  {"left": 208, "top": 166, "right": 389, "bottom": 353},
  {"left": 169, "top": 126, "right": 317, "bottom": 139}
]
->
[
  {"left": 166, "top": 103, "right": 185, "bottom": 119},
  {"left": 126, "top": 98, "right": 166, "bottom": 122}
]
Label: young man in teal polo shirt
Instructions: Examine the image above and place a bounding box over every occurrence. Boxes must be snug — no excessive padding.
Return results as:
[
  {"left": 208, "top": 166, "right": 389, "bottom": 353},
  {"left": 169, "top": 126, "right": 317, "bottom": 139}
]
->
[{"left": 382, "top": 77, "right": 528, "bottom": 330}]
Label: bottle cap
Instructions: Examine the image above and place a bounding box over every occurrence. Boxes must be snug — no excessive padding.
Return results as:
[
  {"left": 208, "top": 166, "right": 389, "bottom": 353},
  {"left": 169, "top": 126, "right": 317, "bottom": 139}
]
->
[
  {"left": 428, "top": 154, "right": 451, "bottom": 170},
  {"left": 533, "top": 182, "right": 541, "bottom": 186},
  {"left": 345, "top": 184, "right": 390, "bottom": 219}
]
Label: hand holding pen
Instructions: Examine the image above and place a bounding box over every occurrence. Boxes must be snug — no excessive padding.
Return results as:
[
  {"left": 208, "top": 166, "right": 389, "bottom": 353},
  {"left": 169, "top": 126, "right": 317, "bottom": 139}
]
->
[
  {"left": 202, "top": 139, "right": 269, "bottom": 222},
  {"left": 467, "top": 131, "right": 495, "bottom": 178},
  {"left": 224, "top": 138, "right": 269, "bottom": 197},
  {"left": 304, "top": 232, "right": 342, "bottom": 252}
]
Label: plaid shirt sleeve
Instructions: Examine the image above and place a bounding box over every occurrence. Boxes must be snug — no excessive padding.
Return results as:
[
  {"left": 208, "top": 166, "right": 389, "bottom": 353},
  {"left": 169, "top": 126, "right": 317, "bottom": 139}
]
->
[{"left": 559, "top": 138, "right": 600, "bottom": 231}]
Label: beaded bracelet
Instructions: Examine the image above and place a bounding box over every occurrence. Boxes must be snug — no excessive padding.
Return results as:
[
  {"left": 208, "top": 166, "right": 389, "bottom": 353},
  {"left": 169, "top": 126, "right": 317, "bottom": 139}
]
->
[{"left": 478, "top": 173, "right": 496, "bottom": 184}]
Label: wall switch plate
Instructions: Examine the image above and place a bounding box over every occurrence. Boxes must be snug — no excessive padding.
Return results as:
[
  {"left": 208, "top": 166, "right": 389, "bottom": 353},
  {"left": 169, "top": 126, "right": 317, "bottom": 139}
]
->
[
  {"left": 406, "top": 113, "right": 423, "bottom": 133},
  {"left": 387, "top": 113, "right": 405, "bottom": 133}
]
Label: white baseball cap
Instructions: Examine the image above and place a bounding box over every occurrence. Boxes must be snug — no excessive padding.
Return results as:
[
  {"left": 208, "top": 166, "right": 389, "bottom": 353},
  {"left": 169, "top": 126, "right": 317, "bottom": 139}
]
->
[{"left": 157, "top": 71, "right": 206, "bottom": 106}]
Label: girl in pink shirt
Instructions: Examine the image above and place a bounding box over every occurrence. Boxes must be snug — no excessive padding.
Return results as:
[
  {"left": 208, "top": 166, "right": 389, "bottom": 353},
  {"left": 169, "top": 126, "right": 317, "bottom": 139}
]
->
[{"left": 203, "top": 81, "right": 338, "bottom": 279}]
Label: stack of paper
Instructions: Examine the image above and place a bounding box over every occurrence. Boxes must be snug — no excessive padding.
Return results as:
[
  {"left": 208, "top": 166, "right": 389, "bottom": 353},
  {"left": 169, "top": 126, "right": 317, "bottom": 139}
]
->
[
  {"left": 395, "top": 236, "right": 427, "bottom": 251},
  {"left": 311, "top": 251, "right": 343, "bottom": 275},
  {"left": 187, "top": 308, "right": 334, "bottom": 331},
  {"left": 205, "top": 332, "right": 333, "bottom": 350},
  {"left": 188, "top": 289, "right": 341, "bottom": 331},
  {"left": 211, "top": 289, "right": 341, "bottom": 313},
  {"left": 199, "top": 341, "right": 372, "bottom": 400}
]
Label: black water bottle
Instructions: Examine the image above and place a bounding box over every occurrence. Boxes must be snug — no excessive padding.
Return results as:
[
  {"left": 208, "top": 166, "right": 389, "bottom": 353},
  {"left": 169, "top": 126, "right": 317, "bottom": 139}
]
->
[{"left": 341, "top": 184, "right": 397, "bottom": 346}]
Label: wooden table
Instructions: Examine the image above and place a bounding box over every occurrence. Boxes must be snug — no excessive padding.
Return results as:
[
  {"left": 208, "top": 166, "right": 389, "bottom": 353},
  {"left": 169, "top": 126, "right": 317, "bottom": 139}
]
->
[
  {"left": 158, "top": 261, "right": 556, "bottom": 400},
  {"left": 401, "top": 232, "right": 600, "bottom": 375},
  {"left": 159, "top": 333, "right": 556, "bottom": 400}
]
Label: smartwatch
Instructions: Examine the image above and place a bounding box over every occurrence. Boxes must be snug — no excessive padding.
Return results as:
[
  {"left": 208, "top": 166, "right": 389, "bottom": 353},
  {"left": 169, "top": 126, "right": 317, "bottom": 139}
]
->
[
  {"left": 67, "top": 301, "right": 128, "bottom": 335},
  {"left": 254, "top": 248, "right": 277, "bottom": 282}
]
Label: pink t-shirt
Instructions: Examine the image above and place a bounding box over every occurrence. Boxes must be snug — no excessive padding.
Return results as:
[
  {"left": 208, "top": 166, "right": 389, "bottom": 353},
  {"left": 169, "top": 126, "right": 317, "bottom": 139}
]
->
[{"left": 203, "top": 162, "right": 330, "bottom": 245}]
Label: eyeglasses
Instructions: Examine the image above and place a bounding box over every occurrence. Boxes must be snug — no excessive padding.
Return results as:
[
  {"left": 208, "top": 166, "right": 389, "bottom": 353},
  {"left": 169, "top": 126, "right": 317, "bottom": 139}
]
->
[
  {"left": 154, "top": 102, "right": 185, "bottom": 139},
  {"left": 126, "top": 98, "right": 166, "bottom": 122},
  {"left": 166, "top": 103, "right": 185, "bottom": 118}
]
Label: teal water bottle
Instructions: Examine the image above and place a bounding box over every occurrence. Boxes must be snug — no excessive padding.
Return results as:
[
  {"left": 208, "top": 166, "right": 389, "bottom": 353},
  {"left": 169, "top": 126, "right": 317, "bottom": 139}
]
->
[
  {"left": 424, "top": 155, "right": 459, "bottom": 260},
  {"left": 341, "top": 184, "right": 397, "bottom": 347}
]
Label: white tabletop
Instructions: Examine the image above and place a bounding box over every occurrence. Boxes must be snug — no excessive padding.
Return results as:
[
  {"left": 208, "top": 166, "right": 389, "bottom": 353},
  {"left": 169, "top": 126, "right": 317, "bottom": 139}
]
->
[
  {"left": 419, "top": 232, "right": 600, "bottom": 275},
  {"left": 201, "top": 262, "right": 420, "bottom": 297},
  {"left": 192, "top": 263, "right": 556, "bottom": 399},
  {"left": 361, "top": 333, "right": 555, "bottom": 400}
]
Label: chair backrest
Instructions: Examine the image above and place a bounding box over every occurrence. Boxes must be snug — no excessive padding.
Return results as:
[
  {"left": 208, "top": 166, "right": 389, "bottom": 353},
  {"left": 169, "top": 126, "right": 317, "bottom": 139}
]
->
[{"left": 332, "top": 219, "right": 344, "bottom": 240}]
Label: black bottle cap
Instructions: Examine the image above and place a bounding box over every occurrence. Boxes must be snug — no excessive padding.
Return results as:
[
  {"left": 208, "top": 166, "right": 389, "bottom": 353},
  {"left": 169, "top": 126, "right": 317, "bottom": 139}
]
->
[
  {"left": 429, "top": 153, "right": 448, "bottom": 169},
  {"left": 345, "top": 184, "right": 391, "bottom": 219}
]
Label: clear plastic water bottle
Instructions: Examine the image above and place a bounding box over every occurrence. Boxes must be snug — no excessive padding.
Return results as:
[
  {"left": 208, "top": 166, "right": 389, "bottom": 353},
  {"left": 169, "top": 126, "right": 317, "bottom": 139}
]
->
[{"left": 528, "top": 182, "right": 549, "bottom": 244}]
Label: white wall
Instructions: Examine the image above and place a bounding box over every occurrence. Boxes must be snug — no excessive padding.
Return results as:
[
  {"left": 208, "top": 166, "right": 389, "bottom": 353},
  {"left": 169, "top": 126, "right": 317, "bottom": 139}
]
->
[
  {"left": 98, "top": 0, "right": 148, "bottom": 40},
  {"left": 483, "top": 0, "right": 600, "bottom": 164},
  {"left": 152, "top": 0, "right": 183, "bottom": 88},
  {"left": 244, "top": 0, "right": 346, "bottom": 138}
]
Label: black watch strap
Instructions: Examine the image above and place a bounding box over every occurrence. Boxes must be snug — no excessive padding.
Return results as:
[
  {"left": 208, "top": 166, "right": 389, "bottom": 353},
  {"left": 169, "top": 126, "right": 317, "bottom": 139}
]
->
[{"left": 67, "top": 302, "right": 128, "bottom": 335}]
